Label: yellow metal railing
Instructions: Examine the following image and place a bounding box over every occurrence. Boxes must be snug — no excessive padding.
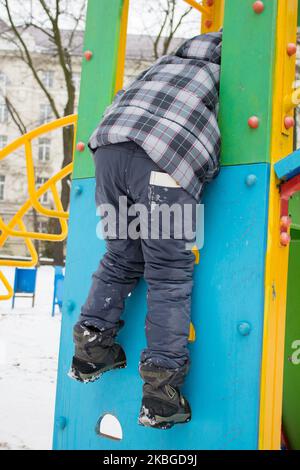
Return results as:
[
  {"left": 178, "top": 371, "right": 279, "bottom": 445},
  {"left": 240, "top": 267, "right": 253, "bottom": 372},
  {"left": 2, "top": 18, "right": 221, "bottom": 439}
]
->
[
  {"left": 0, "top": 114, "right": 78, "bottom": 300},
  {"left": 183, "top": 0, "right": 210, "bottom": 15},
  {"left": 183, "top": 0, "right": 224, "bottom": 33}
]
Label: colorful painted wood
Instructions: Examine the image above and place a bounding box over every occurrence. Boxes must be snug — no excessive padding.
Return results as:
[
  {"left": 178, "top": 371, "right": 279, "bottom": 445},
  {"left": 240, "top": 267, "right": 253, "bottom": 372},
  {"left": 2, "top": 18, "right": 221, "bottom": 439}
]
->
[
  {"left": 53, "top": 0, "right": 300, "bottom": 450},
  {"left": 53, "top": 164, "right": 270, "bottom": 450}
]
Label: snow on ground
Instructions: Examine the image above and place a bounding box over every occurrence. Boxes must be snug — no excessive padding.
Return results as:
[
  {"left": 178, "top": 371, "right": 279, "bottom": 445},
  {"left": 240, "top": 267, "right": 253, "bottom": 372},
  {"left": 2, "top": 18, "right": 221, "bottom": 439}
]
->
[{"left": 0, "top": 266, "right": 61, "bottom": 450}]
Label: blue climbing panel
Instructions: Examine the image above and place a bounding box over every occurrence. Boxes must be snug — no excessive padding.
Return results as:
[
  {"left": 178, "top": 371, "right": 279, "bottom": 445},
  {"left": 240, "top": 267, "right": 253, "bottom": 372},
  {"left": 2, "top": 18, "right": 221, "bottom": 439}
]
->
[{"left": 53, "top": 163, "right": 270, "bottom": 450}]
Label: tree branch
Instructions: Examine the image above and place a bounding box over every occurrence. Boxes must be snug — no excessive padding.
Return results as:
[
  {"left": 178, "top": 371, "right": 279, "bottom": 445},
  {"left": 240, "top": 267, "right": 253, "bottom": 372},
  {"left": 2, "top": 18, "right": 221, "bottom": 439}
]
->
[
  {"left": 38, "top": 0, "right": 75, "bottom": 109},
  {"left": 152, "top": 1, "right": 171, "bottom": 59},
  {"left": 4, "top": 95, "right": 27, "bottom": 134},
  {"left": 3, "top": 0, "right": 60, "bottom": 118},
  {"left": 146, "top": 0, "right": 193, "bottom": 59},
  {"left": 163, "top": 4, "right": 192, "bottom": 55}
]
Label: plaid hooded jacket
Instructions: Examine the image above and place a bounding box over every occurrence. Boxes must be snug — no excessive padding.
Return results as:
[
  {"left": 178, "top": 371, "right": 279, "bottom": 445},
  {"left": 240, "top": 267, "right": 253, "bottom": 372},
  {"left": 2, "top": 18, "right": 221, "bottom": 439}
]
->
[{"left": 89, "top": 31, "right": 222, "bottom": 201}]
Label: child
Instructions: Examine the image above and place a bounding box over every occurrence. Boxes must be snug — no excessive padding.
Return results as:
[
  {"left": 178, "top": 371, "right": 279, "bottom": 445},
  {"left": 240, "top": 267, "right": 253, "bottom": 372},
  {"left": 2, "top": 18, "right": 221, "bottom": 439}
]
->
[{"left": 70, "top": 31, "right": 222, "bottom": 429}]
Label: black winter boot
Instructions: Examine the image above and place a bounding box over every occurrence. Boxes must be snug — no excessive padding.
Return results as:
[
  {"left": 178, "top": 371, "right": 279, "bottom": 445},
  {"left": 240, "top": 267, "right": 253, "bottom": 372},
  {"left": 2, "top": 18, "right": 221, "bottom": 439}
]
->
[
  {"left": 138, "top": 362, "right": 191, "bottom": 429},
  {"left": 69, "top": 322, "right": 126, "bottom": 383}
]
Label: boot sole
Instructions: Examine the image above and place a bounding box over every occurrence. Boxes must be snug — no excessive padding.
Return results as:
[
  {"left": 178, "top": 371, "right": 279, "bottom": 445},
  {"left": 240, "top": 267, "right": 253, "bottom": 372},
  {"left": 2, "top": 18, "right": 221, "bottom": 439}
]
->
[
  {"left": 68, "top": 360, "right": 127, "bottom": 384},
  {"left": 138, "top": 411, "right": 191, "bottom": 430}
]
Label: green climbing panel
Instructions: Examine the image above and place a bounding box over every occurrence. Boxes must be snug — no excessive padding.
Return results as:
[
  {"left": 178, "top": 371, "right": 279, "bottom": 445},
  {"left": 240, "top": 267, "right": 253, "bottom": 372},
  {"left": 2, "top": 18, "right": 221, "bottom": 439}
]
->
[
  {"left": 290, "top": 193, "right": 300, "bottom": 231},
  {"left": 282, "top": 239, "right": 300, "bottom": 450},
  {"left": 219, "top": 0, "right": 277, "bottom": 167},
  {"left": 73, "top": 0, "right": 124, "bottom": 180},
  {"left": 74, "top": 0, "right": 279, "bottom": 175}
]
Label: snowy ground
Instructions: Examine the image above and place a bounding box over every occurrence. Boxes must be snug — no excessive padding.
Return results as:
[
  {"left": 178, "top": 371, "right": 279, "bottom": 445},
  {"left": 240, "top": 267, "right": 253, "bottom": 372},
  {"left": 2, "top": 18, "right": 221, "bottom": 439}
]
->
[{"left": 0, "top": 266, "right": 61, "bottom": 450}]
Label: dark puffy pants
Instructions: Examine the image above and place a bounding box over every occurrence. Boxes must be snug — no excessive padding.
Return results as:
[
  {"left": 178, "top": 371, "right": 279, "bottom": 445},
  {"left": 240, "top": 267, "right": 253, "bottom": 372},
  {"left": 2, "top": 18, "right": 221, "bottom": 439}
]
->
[{"left": 78, "top": 142, "right": 197, "bottom": 386}]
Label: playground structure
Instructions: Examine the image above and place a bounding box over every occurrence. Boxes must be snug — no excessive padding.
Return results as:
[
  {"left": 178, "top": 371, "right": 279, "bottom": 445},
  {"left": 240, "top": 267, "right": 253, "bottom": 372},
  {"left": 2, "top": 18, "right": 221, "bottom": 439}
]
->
[
  {"left": 11, "top": 267, "right": 37, "bottom": 308},
  {"left": 0, "top": 0, "right": 300, "bottom": 450},
  {"left": 0, "top": 115, "right": 77, "bottom": 300}
]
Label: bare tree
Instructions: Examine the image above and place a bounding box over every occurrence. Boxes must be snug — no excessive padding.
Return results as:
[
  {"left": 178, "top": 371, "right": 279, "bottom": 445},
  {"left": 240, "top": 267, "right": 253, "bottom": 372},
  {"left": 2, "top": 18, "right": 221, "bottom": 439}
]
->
[
  {"left": 0, "top": 0, "right": 87, "bottom": 265},
  {"left": 4, "top": 96, "right": 28, "bottom": 135},
  {"left": 144, "top": 0, "right": 193, "bottom": 59}
]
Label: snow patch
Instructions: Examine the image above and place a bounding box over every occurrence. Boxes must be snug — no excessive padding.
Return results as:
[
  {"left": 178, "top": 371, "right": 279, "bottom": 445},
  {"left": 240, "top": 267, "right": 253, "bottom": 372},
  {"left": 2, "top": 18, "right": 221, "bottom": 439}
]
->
[{"left": 0, "top": 266, "right": 61, "bottom": 450}]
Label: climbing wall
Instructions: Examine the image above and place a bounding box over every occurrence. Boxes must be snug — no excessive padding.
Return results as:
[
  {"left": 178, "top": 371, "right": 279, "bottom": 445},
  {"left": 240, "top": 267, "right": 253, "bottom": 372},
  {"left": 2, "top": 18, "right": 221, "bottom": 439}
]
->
[{"left": 53, "top": 0, "right": 298, "bottom": 450}]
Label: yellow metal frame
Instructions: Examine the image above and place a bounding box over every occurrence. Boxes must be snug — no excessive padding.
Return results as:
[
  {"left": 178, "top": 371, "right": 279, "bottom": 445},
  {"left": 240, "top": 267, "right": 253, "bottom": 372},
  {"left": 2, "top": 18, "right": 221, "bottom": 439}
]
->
[
  {"left": 0, "top": 114, "right": 77, "bottom": 301},
  {"left": 201, "top": 0, "right": 224, "bottom": 33},
  {"left": 183, "top": 0, "right": 210, "bottom": 15},
  {"left": 259, "top": 0, "right": 298, "bottom": 450},
  {"left": 115, "top": 0, "right": 130, "bottom": 94},
  {"left": 183, "top": 0, "right": 224, "bottom": 33}
]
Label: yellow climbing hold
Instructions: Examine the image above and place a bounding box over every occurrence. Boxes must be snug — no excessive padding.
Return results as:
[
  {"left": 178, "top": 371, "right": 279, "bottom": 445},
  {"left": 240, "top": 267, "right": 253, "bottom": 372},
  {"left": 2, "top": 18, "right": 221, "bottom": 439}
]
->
[
  {"left": 192, "top": 245, "right": 200, "bottom": 264},
  {"left": 188, "top": 322, "right": 196, "bottom": 343}
]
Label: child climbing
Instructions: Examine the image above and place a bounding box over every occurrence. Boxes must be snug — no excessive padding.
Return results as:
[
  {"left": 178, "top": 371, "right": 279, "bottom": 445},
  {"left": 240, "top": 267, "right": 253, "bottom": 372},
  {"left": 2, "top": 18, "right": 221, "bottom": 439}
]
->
[{"left": 69, "top": 30, "right": 222, "bottom": 430}]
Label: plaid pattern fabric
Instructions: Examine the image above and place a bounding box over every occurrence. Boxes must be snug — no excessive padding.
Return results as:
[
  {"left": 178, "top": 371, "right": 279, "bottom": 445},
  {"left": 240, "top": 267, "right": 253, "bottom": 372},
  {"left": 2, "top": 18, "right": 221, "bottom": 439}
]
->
[{"left": 89, "top": 32, "right": 222, "bottom": 201}]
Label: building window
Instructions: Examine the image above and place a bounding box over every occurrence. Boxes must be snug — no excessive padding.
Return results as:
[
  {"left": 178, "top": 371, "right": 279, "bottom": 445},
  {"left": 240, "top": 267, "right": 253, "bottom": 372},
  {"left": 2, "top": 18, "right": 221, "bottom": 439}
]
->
[
  {"left": 36, "top": 176, "right": 49, "bottom": 204},
  {"left": 37, "top": 220, "right": 48, "bottom": 233},
  {"left": 73, "top": 72, "right": 81, "bottom": 93},
  {"left": 39, "top": 104, "right": 52, "bottom": 125},
  {"left": 0, "top": 101, "right": 8, "bottom": 124},
  {"left": 0, "top": 175, "right": 5, "bottom": 201},
  {"left": 42, "top": 70, "right": 54, "bottom": 89},
  {"left": 0, "top": 135, "right": 8, "bottom": 149},
  {"left": 38, "top": 138, "right": 51, "bottom": 162}
]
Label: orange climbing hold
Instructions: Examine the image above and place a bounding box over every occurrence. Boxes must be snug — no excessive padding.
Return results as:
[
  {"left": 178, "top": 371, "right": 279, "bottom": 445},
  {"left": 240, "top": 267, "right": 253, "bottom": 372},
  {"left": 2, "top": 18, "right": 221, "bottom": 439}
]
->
[
  {"left": 84, "top": 50, "right": 93, "bottom": 61},
  {"left": 253, "top": 1, "right": 265, "bottom": 14},
  {"left": 287, "top": 43, "right": 297, "bottom": 57},
  {"left": 280, "top": 216, "right": 292, "bottom": 232},
  {"left": 248, "top": 116, "right": 260, "bottom": 129},
  {"left": 76, "top": 142, "right": 86, "bottom": 152},
  {"left": 280, "top": 232, "right": 291, "bottom": 247},
  {"left": 284, "top": 116, "right": 295, "bottom": 130}
]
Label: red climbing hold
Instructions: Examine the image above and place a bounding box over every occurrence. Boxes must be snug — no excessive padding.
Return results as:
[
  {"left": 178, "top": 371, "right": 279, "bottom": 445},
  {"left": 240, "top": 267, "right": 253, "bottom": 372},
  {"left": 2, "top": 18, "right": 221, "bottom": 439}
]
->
[
  {"left": 284, "top": 116, "right": 295, "bottom": 130},
  {"left": 280, "top": 216, "right": 292, "bottom": 231},
  {"left": 205, "top": 20, "right": 213, "bottom": 29},
  {"left": 248, "top": 116, "right": 260, "bottom": 129},
  {"left": 206, "top": 0, "right": 214, "bottom": 6},
  {"left": 280, "top": 232, "right": 291, "bottom": 247},
  {"left": 253, "top": 1, "right": 265, "bottom": 14},
  {"left": 287, "top": 43, "right": 297, "bottom": 57},
  {"left": 76, "top": 142, "right": 85, "bottom": 152},
  {"left": 84, "top": 50, "right": 93, "bottom": 61}
]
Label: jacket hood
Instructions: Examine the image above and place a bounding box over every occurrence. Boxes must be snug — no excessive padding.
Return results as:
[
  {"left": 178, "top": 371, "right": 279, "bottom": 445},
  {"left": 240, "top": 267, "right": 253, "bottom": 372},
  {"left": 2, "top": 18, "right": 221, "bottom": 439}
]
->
[{"left": 175, "top": 31, "right": 222, "bottom": 65}]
